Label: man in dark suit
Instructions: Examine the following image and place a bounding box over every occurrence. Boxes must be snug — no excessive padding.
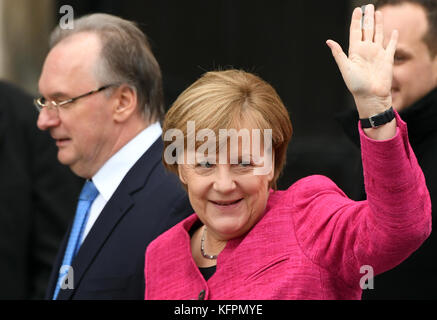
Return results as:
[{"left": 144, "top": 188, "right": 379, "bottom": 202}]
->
[
  {"left": 0, "top": 81, "right": 83, "bottom": 299},
  {"left": 36, "top": 13, "right": 192, "bottom": 299}
]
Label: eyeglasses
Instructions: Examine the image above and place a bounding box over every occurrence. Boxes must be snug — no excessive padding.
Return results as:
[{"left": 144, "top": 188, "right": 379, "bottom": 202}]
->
[{"left": 34, "top": 84, "right": 118, "bottom": 112}]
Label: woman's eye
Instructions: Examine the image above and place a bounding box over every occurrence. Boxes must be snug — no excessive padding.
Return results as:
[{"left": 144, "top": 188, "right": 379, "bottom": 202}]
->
[
  {"left": 394, "top": 54, "right": 408, "bottom": 65},
  {"left": 197, "top": 161, "right": 214, "bottom": 168},
  {"left": 238, "top": 161, "right": 253, "bottom": 168}
]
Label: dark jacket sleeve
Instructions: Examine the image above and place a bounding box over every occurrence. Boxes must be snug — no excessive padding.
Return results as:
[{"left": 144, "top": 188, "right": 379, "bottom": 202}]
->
[{"left": 0, "top": 81, "right": 83, "bottom": 299}]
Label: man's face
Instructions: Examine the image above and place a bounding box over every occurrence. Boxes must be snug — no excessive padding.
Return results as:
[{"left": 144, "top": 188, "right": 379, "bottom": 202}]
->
[
  {"left": 380, "top": 3, "right": 437, "bottom": 111},
  {"left": 37, "top": 33, "right": 117, "bottom": 178}
]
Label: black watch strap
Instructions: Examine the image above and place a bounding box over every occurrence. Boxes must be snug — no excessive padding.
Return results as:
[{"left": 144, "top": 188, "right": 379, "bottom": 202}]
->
[{"left": 360, "top": 107, "right": 395, "bottom": 128}]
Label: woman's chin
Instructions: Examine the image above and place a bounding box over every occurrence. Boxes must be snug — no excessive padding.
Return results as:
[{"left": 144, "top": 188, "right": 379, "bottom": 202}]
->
[{"left": 207, "top": 218, "right": 251, "bottom": 240}]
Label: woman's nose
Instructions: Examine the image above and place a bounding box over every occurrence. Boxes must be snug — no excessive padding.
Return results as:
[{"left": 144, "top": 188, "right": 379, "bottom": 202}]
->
[{"left": 213, "top": 166, "right": 236, "bottom": 193}]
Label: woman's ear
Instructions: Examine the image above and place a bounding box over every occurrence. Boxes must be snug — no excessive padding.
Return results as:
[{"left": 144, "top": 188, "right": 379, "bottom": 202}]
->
[
  {"left": 113, "top": 85, "right": 138, "bottom": 122},
  {"left": 177, "top": 165, "right": 187, "bottom": 185},
  {"left": 267, "top": 150, "right": 275, "bottom": 182}
]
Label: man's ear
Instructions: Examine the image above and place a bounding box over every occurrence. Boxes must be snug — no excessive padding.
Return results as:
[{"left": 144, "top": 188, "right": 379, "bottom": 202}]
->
[{"left": 113, "top": 85, "right": 138, "bottom": 122}]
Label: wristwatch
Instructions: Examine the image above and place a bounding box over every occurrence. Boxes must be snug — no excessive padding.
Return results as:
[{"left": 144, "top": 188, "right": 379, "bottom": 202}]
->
[{"left": 360, "top": 107, "right": 395, "bottom": 128}]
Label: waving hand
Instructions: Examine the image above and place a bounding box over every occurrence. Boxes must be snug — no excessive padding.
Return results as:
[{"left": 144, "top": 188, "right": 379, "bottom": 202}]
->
[{"left": 327, "top": 4, "right": 398, "bottom": 132}]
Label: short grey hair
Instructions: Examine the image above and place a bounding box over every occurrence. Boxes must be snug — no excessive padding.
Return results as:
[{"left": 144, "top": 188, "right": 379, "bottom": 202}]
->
[{"left": 50, "top": 13, "right": 164, "bottom": 122}]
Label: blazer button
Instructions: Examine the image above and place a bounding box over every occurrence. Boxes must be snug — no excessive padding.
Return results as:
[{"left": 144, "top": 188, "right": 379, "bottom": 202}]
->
[{"left": 198, "top": 290, "right": 206, "bottom": 300}]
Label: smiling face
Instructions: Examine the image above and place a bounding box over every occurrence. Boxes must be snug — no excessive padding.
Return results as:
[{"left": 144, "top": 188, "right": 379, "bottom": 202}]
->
[
  {"left": 380, "top": 3, "right": 437, "bottom": 111},
  {"left": 178, "top": 129, "right": 274, "bottom": 242},
  {"left": 37, "top": 32, "right": 119, "bottom": 178},
  {"left": 162, "top": 69, "right": 293, "bottom": 242}
]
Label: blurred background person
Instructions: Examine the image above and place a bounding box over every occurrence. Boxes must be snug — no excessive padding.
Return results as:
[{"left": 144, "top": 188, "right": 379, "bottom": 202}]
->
[
  {"left": 0, "top": 1, "right": 83, "bottom": 299},
  {"left": 336, "top": 0, "right": 437, "bottom": 299},
  {"left": 0, "top": 80, "right": 83, "bottom": 299}
]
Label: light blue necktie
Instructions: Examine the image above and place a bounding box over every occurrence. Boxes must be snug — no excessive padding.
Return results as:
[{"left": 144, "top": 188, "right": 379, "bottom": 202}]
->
[{"left": 52, "top": 180, "right": 99, "bottom": 300}]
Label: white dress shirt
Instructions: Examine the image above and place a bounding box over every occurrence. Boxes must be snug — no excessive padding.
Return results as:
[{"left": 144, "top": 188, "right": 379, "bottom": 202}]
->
[{"left": 80, "top": 122, "right": 162, "bottom": 244}]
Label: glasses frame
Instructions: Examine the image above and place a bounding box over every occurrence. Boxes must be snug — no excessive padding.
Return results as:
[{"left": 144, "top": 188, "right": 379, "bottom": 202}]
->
[{"left": 34, "top": 84, "right": 118, "bottom": 112}]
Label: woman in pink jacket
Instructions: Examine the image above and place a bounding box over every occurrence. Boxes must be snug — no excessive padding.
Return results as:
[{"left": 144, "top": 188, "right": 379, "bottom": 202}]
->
[{"left": 145, "top": 5, "right": 431, "bottom": 300}]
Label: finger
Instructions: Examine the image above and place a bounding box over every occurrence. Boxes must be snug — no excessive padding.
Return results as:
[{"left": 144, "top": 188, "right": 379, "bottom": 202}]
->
[
  {"left": 326, "top": 40, "right": 348, "bottom": 72},
  {"left": 350, "top": 7, "right": 363, "bottom": 46},
  {"left": 386, "top": 29, "right": 398, "bottom": 58},
  {"left": 374, "top": 10, "right": 384, "bottom": 45},
  {"left": 362, "top": 4, "right": 375, "bottom": 42}
]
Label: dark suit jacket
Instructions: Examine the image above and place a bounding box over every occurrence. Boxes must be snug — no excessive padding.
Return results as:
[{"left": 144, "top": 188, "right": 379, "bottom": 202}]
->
[
  {"left": 0, "top": 81, "right": 83, "bottom": 299},
  {"left": 45, "top": 138, "right": 193, "bottom": 299}
]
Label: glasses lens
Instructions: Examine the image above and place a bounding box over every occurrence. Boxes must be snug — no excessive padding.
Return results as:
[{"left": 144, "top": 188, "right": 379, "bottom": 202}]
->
[
  {"left": 34, "top": 97, "right": 51, "bottom": 112},
  {"left": 33, "top": 99, "right": 41, "bottom": 111}
]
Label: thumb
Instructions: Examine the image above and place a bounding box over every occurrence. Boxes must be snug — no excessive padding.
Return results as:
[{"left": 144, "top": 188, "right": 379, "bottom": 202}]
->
[{"left": 326, "top": 40, "right": 348, "bottom": 73}]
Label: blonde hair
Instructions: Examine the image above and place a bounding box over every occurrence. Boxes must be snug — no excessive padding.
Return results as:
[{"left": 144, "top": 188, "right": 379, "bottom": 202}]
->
[{"left": 162, "top": 69, "right": 293, "bottom": 189}]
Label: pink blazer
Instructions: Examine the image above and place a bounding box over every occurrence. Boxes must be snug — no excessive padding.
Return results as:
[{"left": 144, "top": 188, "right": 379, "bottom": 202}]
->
[{"left": 145, "top": 114, "right": 431, "bottom": 300}]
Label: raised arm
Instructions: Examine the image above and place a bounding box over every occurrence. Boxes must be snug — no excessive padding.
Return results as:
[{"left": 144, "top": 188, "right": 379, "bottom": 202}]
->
[
  {"left": 327, "top": 4, "right": 398, "bottom": 141},
  {"left": 290, "top": 5, "right": 431, "bottom": 290}
]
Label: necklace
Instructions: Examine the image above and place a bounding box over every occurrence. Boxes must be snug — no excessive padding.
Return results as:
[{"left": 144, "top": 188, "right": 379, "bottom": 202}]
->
[{"left": 200, "top": 226, "right": 218, "bottom": 260}]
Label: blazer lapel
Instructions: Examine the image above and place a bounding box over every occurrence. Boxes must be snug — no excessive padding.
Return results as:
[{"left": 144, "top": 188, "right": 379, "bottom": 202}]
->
[{"left": 57, "top": 139, "right": 163, "bottom": 300}]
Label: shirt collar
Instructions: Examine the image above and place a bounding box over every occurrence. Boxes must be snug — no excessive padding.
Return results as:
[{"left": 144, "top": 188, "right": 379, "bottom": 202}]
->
[{"left": 92, "top": 122, "right": 162, "bottom": 201}]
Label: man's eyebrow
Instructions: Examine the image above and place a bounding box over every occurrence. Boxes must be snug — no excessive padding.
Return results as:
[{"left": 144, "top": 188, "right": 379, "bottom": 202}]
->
[
  {"left": 39, "top": 91, "right": 70, "bottom": 100},
  {"left": 394, "top": 48, "right": 412, "bottom": 56}
]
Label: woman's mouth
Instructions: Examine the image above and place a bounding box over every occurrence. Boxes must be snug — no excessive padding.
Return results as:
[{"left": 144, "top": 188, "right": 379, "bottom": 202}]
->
[{"left": 210, "top": 198, "right": 243, "bottom": 207}]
